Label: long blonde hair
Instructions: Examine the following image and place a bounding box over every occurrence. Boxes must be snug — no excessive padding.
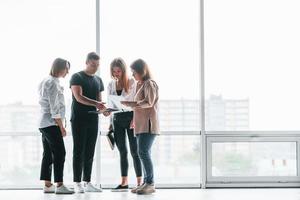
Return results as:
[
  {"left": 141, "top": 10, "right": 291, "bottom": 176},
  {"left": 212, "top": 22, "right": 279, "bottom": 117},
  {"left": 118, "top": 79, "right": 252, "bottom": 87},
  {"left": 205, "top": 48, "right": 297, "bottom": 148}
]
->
[{"left": 110, "top": 58, "right": 129, "bottom": 93}]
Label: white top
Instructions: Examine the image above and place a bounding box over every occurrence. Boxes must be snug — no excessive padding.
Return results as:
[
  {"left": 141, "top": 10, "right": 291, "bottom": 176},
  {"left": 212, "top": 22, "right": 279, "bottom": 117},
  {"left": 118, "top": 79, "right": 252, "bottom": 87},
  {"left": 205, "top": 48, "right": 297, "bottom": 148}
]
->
[
  {"left": 107, "top": 77, "right": 136, "bottom": 122},
  {"left": 38, "top": 76, "right": 66, "bottom": 128}
]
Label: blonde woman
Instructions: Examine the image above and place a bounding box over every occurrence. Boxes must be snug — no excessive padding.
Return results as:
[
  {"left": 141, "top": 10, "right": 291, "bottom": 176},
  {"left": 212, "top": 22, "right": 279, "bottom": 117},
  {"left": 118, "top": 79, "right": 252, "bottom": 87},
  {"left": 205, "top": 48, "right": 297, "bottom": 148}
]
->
[{"left": 107, "top": 58, "right": 142, "bottom": 192}]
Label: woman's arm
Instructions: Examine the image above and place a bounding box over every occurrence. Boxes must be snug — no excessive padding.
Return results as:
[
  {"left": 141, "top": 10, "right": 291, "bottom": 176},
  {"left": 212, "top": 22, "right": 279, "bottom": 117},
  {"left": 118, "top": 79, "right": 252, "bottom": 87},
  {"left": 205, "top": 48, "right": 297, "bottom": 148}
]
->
[
  {"left": 48, "top": 83, "right": 62, "bottom": 118},
  {"left": 135, "top": 81, "right": 158, "bottom": 109},
  {"left": 54, "top": 118, "right": 66, "bottom": 137},
  {"left": 124, "top": 78, "right": 136, "bottom": 101},
  {"left": 121, "top": 81, "right": 158, "bottom": 109},
  {"left": 47, "top": 83, "right": 66, "bottom": 137}
]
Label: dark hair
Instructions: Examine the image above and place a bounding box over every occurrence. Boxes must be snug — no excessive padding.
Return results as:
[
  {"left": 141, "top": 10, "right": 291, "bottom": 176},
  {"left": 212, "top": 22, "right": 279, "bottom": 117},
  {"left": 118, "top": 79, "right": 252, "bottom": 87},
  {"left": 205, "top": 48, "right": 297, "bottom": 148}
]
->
[
  {"left": 130, "top": 59, "right": 152, "bottom": 81},
  {"left": 110, "top": 58, "right": 129, "bottom": 93},
  {"left": 50, "top": 58, "right": 70, "bottom": 77},
  {"left": 86, "top": 52, "right": 100, "bottom": 62}
]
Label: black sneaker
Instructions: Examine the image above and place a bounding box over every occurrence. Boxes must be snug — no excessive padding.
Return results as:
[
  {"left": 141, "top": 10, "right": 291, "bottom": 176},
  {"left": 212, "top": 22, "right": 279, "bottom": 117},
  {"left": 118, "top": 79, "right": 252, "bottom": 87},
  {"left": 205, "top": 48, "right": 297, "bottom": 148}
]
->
[
  {"left": 107, "top": 130, "right": 115, "bottom": 150},
  {"left": 111, "top": 184, "right": 129, "bottom": 192}
]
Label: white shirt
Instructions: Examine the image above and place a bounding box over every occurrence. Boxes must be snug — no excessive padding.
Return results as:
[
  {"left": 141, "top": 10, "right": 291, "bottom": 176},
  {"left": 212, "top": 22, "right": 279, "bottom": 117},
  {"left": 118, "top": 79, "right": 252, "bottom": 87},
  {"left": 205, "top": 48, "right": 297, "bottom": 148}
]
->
[
  {"left": 38, "top": 76, "right": 66, "bottom": 128},
  {"left": 107, "top": 77, "right": 136, "bottom": 100},
  {"left": 107, "top": 77, "right": 136, "bottom": 122}
]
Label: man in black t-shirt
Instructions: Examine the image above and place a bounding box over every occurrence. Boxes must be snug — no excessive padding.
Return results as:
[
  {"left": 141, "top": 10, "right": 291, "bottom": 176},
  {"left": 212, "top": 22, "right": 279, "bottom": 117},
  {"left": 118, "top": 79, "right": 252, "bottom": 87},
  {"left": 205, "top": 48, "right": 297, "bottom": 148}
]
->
[{"left": 70, "top": 52, "right": 105, "bottom": 193}]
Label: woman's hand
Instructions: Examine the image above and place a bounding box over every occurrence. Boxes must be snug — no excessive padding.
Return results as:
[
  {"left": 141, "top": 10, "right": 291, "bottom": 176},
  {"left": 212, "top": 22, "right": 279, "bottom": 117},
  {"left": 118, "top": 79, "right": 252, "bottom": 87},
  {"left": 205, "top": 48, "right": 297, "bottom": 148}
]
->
[
  {"left": 54, "top": 118, "right": 67, "bottom": 137},
  {"left": 130, "top": 120, "right": 135, "bottom": 129},
  {"left": 108, "top": 124, "right": 113, "bottom": 131},
  {"left": 103, "top": 110, "right": 111, "bottom": 117},
  {"left": 120, "top": 101, "right": 128, "bottom": 106},
  {"left": 60, "top": 127, "right": 67, "bottom": 137},
  {"left": 121, "top": 101, "right": 137, "bottom": 107}
]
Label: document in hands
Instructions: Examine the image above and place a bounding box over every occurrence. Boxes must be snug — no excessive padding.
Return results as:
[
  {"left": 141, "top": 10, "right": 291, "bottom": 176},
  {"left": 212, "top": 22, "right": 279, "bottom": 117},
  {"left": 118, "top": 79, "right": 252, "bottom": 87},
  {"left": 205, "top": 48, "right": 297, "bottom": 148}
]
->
[
  {"left": 108, "top": 95, "right": 133, "bottom": 110},
  {"left": 88, "top": 108, "right": 119, "bottom": 114},
  {"left": 120, "top": 101, "right": 137, "bottom": 107}
]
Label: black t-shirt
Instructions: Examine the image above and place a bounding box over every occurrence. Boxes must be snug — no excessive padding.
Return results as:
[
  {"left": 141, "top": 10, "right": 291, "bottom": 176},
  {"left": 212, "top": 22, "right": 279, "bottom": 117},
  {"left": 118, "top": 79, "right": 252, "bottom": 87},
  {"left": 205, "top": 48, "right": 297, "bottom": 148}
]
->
[
  {"left": 70, "top": 71, "right": 104, "bottom": 123},
  {"left": 116, "top": 89, "right": 122, "bottom": 96}
]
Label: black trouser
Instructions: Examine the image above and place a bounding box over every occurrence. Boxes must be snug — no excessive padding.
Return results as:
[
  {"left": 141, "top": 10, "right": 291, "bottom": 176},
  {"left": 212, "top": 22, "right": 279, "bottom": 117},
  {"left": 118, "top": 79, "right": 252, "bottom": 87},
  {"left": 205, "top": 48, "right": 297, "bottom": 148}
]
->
[
  {"left": 39, "top": 126, "right": 66, "bottom": 183},
  {"left": 113, "top": 111, "right": 142, "bottom": 177},
  {"left": 71, "top": 120, "right": 98, "bottom": 182}
]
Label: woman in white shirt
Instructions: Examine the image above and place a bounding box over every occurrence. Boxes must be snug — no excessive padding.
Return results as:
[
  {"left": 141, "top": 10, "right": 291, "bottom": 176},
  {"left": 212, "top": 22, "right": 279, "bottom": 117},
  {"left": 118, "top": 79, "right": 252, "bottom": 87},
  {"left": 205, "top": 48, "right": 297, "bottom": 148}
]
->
[
  {"left": 107, "top": 58, "right": 142, "bottom": 192},
  {"left": 38, "top": 58, "right": 73, "bottom": 194}
]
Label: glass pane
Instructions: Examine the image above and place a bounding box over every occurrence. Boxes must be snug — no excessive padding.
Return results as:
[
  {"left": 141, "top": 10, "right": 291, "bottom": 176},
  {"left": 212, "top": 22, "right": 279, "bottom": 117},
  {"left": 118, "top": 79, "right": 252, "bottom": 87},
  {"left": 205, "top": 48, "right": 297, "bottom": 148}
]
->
[
  {"left": 101, "top": 135, "right": 201, "bottom": 185},
  {"left": 0, "top": 0, "right": 95, "bottom": 132},
  {"left": 99, "top": 0, "right": 200, "bottom": 132},
  {"left": 0, "top": 135, "right": 98, "bottom": 187},
  {"left": 0, "top": 0, "right": 96, "bottom": 188},
  {"left": 205, "top": 0, "right": 300, "bottom": 130},
  {"left": 212, "top": 142, "right": 297, "bottom": 177}
]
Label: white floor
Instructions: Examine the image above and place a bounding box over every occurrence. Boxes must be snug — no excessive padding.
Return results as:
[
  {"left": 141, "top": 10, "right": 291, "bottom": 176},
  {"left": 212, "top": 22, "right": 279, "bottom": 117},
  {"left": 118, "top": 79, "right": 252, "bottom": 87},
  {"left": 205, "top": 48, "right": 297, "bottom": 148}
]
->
[{"left": 1, "top": 189, "right": 300, "bottom": 200}]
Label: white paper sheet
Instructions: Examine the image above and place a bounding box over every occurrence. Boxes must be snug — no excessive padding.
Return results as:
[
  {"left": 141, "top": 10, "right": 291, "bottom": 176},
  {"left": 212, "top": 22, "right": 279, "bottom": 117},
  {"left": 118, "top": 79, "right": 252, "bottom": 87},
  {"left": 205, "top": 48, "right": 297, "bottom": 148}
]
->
[{"left": 108, "top": 95, "right": 133, "bottom": 111}]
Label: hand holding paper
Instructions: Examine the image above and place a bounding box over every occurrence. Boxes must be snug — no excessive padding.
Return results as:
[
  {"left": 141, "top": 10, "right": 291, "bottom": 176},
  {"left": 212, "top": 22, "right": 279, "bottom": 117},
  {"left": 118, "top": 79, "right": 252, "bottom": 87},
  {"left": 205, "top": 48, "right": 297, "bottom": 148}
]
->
[
  {"left": 109, "top": 95, "right": 133, "bottom": 110},
  {"left": 120, "top": 101, "right": 137, "bottom": 107},
  {"left": 88, "top": 107, "right": 119, "bottom": 115}
]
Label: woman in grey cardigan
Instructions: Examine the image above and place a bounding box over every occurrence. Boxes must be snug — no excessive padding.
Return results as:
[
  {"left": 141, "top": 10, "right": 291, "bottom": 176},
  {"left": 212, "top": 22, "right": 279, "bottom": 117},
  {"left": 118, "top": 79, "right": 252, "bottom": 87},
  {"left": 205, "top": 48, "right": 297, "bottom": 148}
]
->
[{"left": 121, "top": 59, "right": 159, "bottom": 195}]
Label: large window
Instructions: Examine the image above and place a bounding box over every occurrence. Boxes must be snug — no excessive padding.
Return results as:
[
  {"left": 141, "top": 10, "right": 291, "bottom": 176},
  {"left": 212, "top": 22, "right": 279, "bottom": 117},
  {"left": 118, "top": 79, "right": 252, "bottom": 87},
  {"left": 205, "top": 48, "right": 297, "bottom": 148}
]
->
[
  {"left": 99, "top": 0, "right": 201, "bottom": 186},
  {"left": 204, "top": 0, "right": 300, "bottom": 187},
  {"left": 0, "top": 0, "right": 96, "bottom": 187},
  {"left": 3, "top": 0, "right": 300, "bottom": 189},
  {"left": 205, "top": 0, "right": 300, "bottom": 131},
  {"left": 0, "top": 0, "right": 201, "bottom": 188}
]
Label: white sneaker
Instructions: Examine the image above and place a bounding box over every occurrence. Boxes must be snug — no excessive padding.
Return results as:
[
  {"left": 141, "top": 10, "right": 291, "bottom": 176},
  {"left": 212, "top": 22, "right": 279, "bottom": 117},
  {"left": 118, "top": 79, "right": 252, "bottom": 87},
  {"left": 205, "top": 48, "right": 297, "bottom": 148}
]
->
[
  {"left": 74, "top": 183, "right": 85, "bottom": 193},
  {"left": 43, "top": 184, "right": 55, "bottom": 193},
  {"left": 55, "top": 185, "right": 74, "bottom": 194},
  {"left": 84, "top": 182, "right": 102, "bottom": 192}
]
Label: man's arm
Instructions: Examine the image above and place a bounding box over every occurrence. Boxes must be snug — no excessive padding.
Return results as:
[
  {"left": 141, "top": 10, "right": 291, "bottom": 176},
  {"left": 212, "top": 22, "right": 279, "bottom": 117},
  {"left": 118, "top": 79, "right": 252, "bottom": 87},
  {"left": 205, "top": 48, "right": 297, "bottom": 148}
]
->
[
  {"left": 98, "top": 91, "right": 110, "bottom": 116},
  {"left": 97, "top": 91, "right": 102, "bottom": 102},
  {"left": 71, "top": 85, "right": 105, "bottom": 110}
]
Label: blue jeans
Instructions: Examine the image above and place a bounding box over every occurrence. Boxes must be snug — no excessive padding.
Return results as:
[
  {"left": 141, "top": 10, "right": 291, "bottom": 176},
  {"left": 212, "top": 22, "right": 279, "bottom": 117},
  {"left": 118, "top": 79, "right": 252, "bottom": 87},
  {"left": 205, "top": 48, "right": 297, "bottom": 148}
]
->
[{"left": 136, "top": 133, "right": 156, "bottom": 184}]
